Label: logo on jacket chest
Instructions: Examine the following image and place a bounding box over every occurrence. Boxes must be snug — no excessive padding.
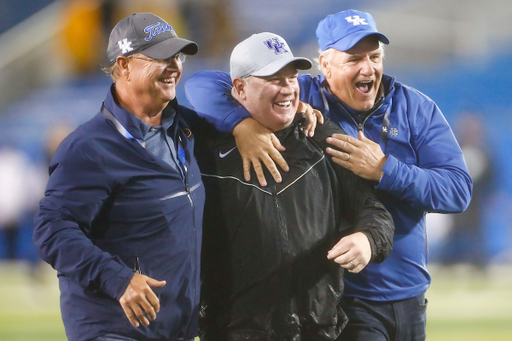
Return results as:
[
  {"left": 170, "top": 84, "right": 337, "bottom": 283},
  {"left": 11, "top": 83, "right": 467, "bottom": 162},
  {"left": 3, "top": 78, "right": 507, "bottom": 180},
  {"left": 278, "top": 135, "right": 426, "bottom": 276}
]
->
[
  {"left": 382, "top": 125, "right": 399, "bottom": 138},
  {"left": 219, "top": 146, "right": 237, "bottom": 159}
]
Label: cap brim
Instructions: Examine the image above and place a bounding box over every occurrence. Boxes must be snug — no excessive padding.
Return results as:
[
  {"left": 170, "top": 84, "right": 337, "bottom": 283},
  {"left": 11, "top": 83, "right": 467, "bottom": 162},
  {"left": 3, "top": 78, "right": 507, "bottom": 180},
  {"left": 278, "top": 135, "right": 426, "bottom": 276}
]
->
[
  {"left": 251, "top": 57, "right": 312, "bottom": 77},
  {"left": 141, "top": 37, "right": 198, "bottom": 60},
  {"left": 329, "top": 31, "right": 389, "bottom": 52}
]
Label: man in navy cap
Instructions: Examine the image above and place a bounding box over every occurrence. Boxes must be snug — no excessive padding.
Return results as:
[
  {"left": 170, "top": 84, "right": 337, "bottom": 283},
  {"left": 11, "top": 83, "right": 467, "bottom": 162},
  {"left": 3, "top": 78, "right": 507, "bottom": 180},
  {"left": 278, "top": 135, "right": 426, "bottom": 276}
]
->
[
  {"left": 184, "top": 9, "right": 472, "bottom": 341},
  {"left": 33, "top": 12, "right": 205, "bottom": 341}
]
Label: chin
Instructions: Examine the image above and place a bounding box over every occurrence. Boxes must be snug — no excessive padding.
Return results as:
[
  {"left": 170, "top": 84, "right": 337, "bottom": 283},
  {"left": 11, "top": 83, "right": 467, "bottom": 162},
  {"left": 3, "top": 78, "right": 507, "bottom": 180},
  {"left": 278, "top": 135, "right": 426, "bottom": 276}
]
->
[{"left": 356, "top": 101, "right": 375, "bottom": 112}]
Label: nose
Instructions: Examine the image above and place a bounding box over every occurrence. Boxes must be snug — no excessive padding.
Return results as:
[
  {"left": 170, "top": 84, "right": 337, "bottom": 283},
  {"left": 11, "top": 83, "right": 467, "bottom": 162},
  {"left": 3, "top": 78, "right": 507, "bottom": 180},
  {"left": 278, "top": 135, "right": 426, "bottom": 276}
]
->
[
  {"left": 360, "top": 56, "right": 375, "bottom": 76},
  {"left": 166, "top": 60, "right": 182, "bottom": 70},
  {"left": 163, "top": 57, "right": 182, "bottom": 70},
  {"left": 279, "top": 79, "right": 295, "bottom": 94}
]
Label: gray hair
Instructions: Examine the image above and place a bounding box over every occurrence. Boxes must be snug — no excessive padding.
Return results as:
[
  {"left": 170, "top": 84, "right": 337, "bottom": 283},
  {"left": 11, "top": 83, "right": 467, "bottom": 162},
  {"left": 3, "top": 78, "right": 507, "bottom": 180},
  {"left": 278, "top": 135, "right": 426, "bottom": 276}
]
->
[
  {"left": 314, "top": 41, "right": 386, "bottom": 72},
  {"left": 101, "top": 63, "right": 119, "bottom": 82},
  {"left": 101, "top": 54, "right": 142, "bottom": 82}
]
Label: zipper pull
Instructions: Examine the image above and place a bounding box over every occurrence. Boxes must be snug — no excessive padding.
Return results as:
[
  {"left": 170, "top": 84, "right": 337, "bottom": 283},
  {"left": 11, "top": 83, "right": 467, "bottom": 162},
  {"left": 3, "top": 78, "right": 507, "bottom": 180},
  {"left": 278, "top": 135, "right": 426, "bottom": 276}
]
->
[
  {"left": 134, "top": 257, "right": 141, "bottom": 274},
  {"left": 358, "top": 123, "right": 364, "bottom": 131}
]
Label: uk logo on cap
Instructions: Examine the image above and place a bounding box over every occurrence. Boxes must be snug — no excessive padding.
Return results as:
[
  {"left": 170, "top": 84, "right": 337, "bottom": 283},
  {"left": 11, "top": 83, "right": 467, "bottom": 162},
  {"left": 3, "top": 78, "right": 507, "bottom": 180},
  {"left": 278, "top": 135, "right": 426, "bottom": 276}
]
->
[
  {"left": 345, "top": 15, "right": 368, "bottom": 26},
  {"left": 118, "top": 38, "right": 133, "bottom": 54},
  {"left": 264, "top": 38, "right": 289, "bottom": 55}
]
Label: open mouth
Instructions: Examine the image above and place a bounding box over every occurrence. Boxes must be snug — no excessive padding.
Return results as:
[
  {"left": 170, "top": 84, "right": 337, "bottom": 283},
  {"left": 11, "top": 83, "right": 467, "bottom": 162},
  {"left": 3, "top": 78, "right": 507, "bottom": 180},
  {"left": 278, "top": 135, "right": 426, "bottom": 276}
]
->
[
  {"left": 276, "top": 100, "right": 292, "bottom": 107},
  {"left": 356, "top": 80, "right": 373, "bottom": 94},
  {"left": 161, "top": 78, "right": 174, "bottom": 84}
]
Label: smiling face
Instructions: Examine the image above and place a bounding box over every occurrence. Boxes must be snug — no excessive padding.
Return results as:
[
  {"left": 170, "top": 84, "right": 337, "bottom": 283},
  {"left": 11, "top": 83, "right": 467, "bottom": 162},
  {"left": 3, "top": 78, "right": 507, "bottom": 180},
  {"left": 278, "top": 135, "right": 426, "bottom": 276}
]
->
[
  {"left": 234, "top": 64, "right": 300, "bottom": 132},
  {"left": 320, "top": 35, "right": 383, "bottom": 112},
  {"left": 128, "top": 53, "right": 182, "bottom": 106}
]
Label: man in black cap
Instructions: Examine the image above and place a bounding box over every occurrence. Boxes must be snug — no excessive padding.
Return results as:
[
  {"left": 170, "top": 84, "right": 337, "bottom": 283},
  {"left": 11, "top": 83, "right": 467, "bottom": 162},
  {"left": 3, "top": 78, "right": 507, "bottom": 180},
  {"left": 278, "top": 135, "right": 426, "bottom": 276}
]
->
[{"left": 33, "top": 13, "right": 205, "bottom": 341}]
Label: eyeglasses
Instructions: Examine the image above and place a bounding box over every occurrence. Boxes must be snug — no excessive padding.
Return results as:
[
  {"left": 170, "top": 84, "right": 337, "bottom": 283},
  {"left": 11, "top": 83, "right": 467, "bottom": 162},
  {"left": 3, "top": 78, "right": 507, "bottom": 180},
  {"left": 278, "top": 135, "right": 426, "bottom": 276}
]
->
[{"left": 131, "top": 53, "right": 186, "bottom": 66}]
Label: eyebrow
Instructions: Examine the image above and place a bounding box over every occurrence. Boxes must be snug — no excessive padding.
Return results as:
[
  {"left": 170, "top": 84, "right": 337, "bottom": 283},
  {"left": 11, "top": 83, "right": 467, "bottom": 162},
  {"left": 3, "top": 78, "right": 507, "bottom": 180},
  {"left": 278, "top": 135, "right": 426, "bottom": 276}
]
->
[{"left": 344, "top": 49, "right": 382, "bottom": 61}]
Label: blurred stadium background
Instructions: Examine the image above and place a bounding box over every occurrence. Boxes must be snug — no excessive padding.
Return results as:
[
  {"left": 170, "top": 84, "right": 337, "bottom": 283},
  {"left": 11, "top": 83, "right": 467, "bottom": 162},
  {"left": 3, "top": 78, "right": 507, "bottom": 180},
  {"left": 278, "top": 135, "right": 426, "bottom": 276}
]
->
[{"left": 0, "top": 0, "right": 511, "bottom": 340}]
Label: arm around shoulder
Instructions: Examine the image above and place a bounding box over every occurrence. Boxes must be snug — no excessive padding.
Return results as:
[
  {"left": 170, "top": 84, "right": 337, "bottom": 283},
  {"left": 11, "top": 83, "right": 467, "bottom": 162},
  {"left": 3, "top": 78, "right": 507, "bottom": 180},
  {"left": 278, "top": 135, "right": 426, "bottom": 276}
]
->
[{"left": 185, "top": 70, "right": 251, "bottom": 133}]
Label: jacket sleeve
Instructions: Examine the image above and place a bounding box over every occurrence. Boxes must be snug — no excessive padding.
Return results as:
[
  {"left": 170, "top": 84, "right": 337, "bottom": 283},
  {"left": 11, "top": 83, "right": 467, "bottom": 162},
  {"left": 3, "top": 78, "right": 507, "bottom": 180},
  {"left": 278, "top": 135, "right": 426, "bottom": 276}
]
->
[
  {"left": 184, "top": 71, "right": 251, "bottom": 132},
  {"left": 377, "top": 95, "right": 473, "bottom": 213},
  {"left": 313, "top": 118, "right": 395, "bottom": 263},
  {"left": 33, "top": 136, "right": 134, "bottom": 300}
]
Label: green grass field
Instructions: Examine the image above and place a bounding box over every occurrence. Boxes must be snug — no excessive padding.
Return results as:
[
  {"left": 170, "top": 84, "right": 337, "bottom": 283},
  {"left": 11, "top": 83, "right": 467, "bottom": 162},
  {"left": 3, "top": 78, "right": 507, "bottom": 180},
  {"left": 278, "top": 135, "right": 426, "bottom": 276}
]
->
[{"left": 1, "top": 261, "right": 511, "bottom": 340}]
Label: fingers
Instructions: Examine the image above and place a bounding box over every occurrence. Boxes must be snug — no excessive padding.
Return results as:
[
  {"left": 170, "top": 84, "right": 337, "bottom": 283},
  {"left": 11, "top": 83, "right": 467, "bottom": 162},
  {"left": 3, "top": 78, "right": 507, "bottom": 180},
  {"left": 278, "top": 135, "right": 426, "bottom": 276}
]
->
[
  {"left": 262, "top": 160, "right": 282, "bottom": 185},
  {"left": 243, "top": 158, "right": 252, "bottom": 182},
  {"left": 325, "top": 147, "right": 352, "bottom": 163},
  {"left": 145, "top": 278, "right": 166, "bottom": 314},
  {"left": 326, "top": 134, "right": 360, "bottom": 152},
  {"left": 302, "top": 110, "right": 317, "bottom": 137},
  {"left": 315, "top": 110, "right": 324, "bottom": 125},
  {"left": 121, "top": 302, "right": 142, "bottom": 328},
  {"left": 328, "top": 252, "right": 364, "bottom": 273},
  {"left": 244, "top": 155, "right": 282, "bottom": 187},
  {"left": 270, "top": 135, "right": 289, "bottom": 172},
  {"left": 253, "top": 159, "right": 269, "bottom": 187},
  {"left": 234, "top": 118, "right": 288, "bottom": 186},
  {"left": 119, "top": 274, "right": 165, "bottom": 328},
  {"left": 270, "top": 133, "right": 287, "bottom": 153},
  {"left": 120, "top": 295, "right": 153, "bottom": 327},
  {"left": 325, "top": 135, "right": 356, "bottom": 167},
  {"left": 327, "top": 233, "right": 372, "bottom": 273},
  {"left": 298, "top": 102, "right": 323, "bottom": 137},
  {"left": 135, "top": 301, "right": 153, "bottom": 326}
]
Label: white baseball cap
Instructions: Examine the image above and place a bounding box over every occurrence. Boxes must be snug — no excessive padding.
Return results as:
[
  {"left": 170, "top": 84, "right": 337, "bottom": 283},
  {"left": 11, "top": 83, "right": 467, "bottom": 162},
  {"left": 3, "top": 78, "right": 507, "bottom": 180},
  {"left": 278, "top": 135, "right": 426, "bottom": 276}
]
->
[{"left": 230, "top": 32, "right": 312, "bottom": 80}]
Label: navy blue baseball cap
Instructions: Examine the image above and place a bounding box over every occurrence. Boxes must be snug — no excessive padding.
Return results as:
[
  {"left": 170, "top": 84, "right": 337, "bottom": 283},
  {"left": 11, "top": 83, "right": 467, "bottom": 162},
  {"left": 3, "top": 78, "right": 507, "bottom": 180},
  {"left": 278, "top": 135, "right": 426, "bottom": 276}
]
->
[
  {"left": 316, "top": 9, "right": 389, "bottom": 52},
  {"left": 107, "top": 12, "right": 198, "bottom": 65}
]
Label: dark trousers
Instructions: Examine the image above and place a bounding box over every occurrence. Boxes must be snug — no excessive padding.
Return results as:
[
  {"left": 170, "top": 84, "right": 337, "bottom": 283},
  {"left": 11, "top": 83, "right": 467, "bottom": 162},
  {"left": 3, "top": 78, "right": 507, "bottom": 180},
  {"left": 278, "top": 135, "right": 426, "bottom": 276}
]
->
[
  {"left": 337, "top": 294, "right": 427, "bottom": 341},
  {"left": 91, "top": 334, "right": 194, "bottom": 341}
]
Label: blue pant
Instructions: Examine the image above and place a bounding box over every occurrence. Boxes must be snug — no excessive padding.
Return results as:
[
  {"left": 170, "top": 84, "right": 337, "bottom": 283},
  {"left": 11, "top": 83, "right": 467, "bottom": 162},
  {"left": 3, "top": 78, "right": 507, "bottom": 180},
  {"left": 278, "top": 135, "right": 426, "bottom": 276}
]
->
[
  {"left": 91, "top": 334, "right": 194, "bottom": 341},
  {"left": 337, "top": 294, "right": 427, "bottom": 341}
]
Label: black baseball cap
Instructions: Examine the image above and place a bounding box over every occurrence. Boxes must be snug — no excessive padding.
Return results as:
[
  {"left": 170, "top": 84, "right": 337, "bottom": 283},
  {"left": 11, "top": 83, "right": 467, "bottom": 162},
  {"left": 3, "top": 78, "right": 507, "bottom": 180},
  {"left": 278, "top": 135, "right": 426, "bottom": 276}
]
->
[{"left": 107, "top": 12, "right": 198, "bottom": 65}]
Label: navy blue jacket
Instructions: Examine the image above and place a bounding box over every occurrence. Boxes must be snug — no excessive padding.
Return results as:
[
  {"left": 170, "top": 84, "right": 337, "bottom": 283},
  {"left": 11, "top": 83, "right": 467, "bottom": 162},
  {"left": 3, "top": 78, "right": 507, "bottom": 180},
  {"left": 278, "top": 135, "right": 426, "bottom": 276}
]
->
[{"left": 33, "top": 86, "right": 205, "bottom": 341}]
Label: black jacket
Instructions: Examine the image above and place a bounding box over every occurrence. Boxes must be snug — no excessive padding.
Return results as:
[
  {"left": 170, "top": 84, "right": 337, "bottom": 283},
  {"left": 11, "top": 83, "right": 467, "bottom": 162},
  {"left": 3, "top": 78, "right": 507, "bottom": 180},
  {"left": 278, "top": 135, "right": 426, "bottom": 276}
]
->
[{"left": 186, "top": 113, "right": 394, "bottom": 341}]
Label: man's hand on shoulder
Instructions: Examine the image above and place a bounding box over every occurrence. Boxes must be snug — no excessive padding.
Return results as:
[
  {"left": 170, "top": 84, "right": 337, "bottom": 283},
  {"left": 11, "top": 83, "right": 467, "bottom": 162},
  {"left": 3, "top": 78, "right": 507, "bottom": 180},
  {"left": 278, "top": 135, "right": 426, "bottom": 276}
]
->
[
  {"left": 326, "top": 131, "right": 386, "bottom": 181},
  {"left": 233, "top": 118, "right": 288, "bottom": 186},
  {"left": 297, "top": 101, "right": 324, "bottom": 137},
  {"left": 119, "top": 273, "right": 166, "bottom": 327}
]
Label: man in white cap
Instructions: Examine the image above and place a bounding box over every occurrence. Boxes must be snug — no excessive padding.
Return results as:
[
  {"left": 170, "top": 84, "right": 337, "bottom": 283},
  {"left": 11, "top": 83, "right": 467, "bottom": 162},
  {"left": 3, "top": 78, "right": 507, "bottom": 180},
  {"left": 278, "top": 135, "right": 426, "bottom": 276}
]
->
[
  {"left": 186, "top": 10, "right": 472, "bottom": 341},
  {"left": 184, "top": 32, "right": 394, "bottom": 341},
  {"left": 33, "top": 13, "right": 205, "bottom": 341}
]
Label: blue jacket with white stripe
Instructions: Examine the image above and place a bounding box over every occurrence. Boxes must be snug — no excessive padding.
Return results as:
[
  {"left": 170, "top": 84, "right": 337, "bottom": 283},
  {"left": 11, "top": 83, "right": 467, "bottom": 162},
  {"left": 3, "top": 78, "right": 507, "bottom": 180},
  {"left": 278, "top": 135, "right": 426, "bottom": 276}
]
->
[
  {"left": 185, "top": 71, "right": 472, "bottom": 302},
  {"left": 33, "top": 85, "right": 205, "bottom": 341}
]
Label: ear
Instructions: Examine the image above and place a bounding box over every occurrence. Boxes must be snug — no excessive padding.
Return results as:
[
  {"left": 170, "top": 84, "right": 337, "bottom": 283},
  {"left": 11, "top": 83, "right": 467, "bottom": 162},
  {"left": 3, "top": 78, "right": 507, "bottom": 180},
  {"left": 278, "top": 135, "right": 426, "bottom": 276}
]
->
[
  {"left": 319, "top": 55, "right": 331, "bottom": 79},
  {"left": 232, "top": 77, "right": 247, "bottom": 101},
  {"left": 117, "top": 56, "right": 131, "bottom": 81}
]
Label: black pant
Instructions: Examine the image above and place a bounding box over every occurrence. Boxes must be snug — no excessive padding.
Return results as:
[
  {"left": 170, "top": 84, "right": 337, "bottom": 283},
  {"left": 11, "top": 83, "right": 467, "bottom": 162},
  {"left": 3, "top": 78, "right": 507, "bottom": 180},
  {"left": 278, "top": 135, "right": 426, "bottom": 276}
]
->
[
  {"left": 91, "top": 334, "right": 194, "bottom": 341},
  {"left": 337, "top": 294, "right": 427, "bottom": 341}
]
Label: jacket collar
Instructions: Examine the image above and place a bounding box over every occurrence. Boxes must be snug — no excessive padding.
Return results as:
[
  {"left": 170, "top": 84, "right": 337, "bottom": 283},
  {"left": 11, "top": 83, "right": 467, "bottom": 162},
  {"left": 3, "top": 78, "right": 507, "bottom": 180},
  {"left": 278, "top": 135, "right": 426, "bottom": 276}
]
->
[{"left": 103, "top": 84, "right": 180, "bottom": 141}]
